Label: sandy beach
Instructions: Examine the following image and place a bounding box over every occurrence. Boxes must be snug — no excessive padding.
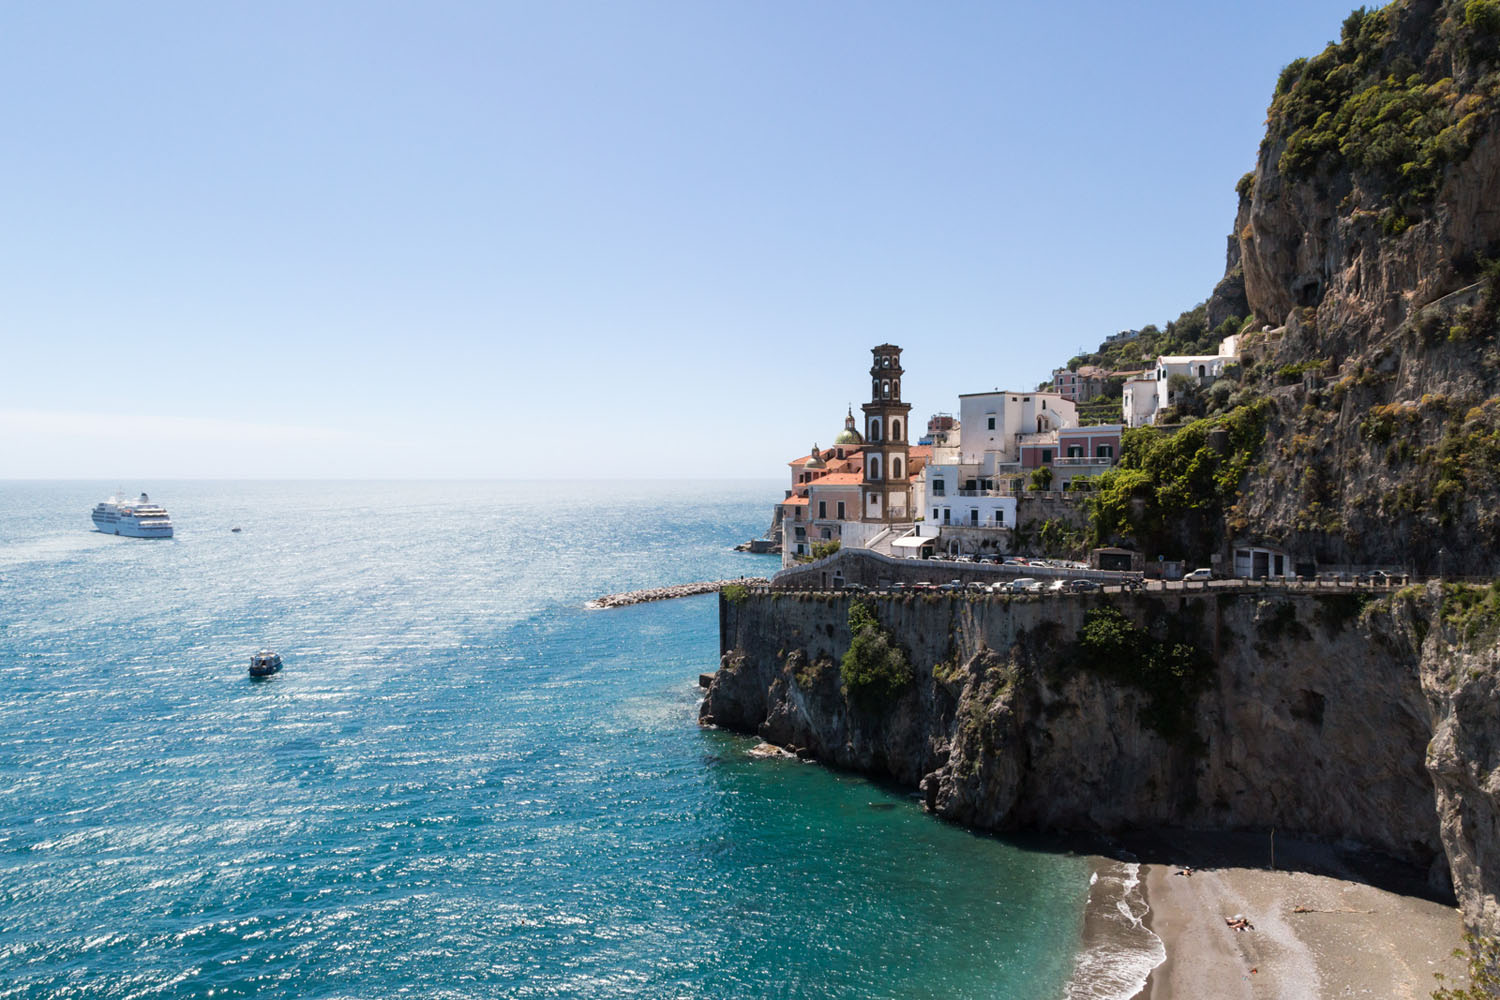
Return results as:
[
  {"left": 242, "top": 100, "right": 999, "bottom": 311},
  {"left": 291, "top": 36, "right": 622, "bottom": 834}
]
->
[{"left": 1122, "top": 832, "right": 1468, "bottom": 999}]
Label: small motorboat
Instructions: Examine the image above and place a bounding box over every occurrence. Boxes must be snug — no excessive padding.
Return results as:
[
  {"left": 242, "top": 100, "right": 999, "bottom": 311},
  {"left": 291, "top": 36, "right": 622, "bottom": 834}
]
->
[
  {"left": 231, "top": 527, "right": 242, "bottom": 533},
  {"left": 249, "top": 649, "right": 283, "bottom": 677}
]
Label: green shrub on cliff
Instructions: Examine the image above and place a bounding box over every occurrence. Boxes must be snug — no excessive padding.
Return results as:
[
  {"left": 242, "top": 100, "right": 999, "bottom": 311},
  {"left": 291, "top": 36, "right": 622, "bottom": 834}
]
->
[
  {"left": 1062, "top": 304, "right": 1242, "bottom": 376},
  {"left": 841, "top": 600, "right": 913, "bottom": 709},
  {"left": 1073, "top": 606, "right": 1213, "bottom": 743},
  {"left": 1268, "top": 2, "right": 1498, "bottom": 220},
  {"left": 1086, "top": 400, "right": 1271, "bottom": 561},
  {"left": 1439, "top": 580, "right": 1500, "bottom": 643}
]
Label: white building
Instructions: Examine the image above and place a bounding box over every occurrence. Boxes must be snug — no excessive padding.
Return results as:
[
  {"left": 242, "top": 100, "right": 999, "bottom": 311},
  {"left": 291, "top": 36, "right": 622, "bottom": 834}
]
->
[
  {"left": 921, "top": 463, "right": 1018, "bottom": 531},
  {"left": 957, "top": 391, "right": 1077, "bottom": 472},
  {"left": 1122, "top": 374, "right": 1159, "bottom": 429},
  {"left": 1145, "top": 335, "right": 1242, "bottom": 425}
]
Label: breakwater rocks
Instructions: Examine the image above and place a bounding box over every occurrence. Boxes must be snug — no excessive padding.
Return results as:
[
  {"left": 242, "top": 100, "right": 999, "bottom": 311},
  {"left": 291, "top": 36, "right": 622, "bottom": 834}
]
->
[
  {"left": 704, "top": 585, "right": 1500, "bottom": 935},
  {"left": 586, "top": 578, "right": 768, "bottom": 610}
]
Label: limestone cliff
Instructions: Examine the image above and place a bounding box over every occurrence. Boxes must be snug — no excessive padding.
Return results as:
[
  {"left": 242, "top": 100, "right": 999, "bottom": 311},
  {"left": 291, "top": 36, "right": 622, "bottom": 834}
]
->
[
  {"left": 704, "top": 587, "right": 1500, "bottom": 934},
  {"left": 1414, "top": 585, "right": 1500, "bottom": 932},
  {"left": 1210, "top": 0, "right": 1500, "bottom": 572}
]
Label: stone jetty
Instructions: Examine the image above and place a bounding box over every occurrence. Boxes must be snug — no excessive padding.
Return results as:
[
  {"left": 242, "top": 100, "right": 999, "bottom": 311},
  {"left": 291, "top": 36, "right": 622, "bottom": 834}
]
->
[{"left": 586, "top": 578, "right": 768, "bottom": 610}]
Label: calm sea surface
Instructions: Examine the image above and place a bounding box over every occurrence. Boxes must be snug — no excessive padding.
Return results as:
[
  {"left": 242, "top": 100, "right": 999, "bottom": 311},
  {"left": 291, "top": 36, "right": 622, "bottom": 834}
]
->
[{"left": 0, "top": 481, "right": 1090, "bottom": 999}]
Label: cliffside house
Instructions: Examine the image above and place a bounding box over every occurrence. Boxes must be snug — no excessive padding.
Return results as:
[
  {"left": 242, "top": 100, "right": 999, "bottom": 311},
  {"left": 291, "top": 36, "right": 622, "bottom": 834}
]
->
[
  {"left": 1051, "top": 364, "right": 1110, "bottom": 403},
  {"left": 1122, "top": 373, "right": 1159, "bottom": 428},
  {"left": 1146, "top": 335, "right": 1241, "bottom": 425}
]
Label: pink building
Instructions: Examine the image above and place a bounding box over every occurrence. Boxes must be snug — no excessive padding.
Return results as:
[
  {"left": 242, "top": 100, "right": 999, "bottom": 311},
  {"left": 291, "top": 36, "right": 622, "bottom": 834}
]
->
[{"left": 1017, "top": 425, "right": 1122, "bottom": 488}]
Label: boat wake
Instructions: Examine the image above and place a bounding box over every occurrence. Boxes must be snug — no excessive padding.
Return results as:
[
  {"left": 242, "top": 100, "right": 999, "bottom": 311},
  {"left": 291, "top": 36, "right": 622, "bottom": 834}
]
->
[{"left": 1063, "top": 860, "right": 1166, "bottom": 1000}]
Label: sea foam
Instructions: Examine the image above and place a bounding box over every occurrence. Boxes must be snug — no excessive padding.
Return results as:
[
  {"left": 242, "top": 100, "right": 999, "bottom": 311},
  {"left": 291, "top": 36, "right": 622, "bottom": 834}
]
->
[{"left": 1064, "top": 860, "right": 1166, "bottom": 1000}]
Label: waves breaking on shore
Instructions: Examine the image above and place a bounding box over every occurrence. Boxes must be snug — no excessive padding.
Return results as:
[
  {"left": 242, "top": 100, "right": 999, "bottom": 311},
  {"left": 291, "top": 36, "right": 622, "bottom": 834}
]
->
[{"left": 1065, "top": 860, "right": 1165, "bottom": 1000}]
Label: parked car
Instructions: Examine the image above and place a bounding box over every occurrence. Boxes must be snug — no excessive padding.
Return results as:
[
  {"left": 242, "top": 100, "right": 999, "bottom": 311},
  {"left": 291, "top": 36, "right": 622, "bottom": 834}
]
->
[
  {"left": 1008, "top": 578, "right": 1041, "bottom": 593},
  {"left": 1184, "top": 568, "right": 1214, "bottom": 582},
  {"left": 938, "top": 580, "right": 964, "bottom": 592},
  {"left": 978, "top": 554, "right": 1001, "bottom": 564},
  {"left": 1003, "top": 557, "right": 1028, "bottom": 566},
  {"left": 1361, "top": 570, "right": 1396, "bottom": 585},
  {"left": 842, "top": 582, "right": 868, "bottom": 592},
  {"left": 1047, "top": 579, "right": 1069, "bottom": 593},
  {"left": 1067, "top": 579, "right": 1102, "bottom": 593},
  {"left": 965, "top": 581, "right": 988, "bottom": 592}
]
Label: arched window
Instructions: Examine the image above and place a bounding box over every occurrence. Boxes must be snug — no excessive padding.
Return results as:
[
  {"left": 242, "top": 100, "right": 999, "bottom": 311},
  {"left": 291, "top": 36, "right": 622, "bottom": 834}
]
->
[
  {"left": 868, "top": 455, "right": 882, "bottom": 480},
  {"left": 891, "top": 418, "right": 901, "bottom": 441},
  {"left": 882, "top": 380, "right": 890, "bottom": 398},
  {"left": 869, "top": 417, "right": 882, "bottom": 442},
  {"left": 872, "top": 379, "right": 880, "bottom": 398},
  {"left": 893, "top": 379, "right": 900, "bottom": 399},
  {"left": 892, "top": 457, "right": 903, "bottom": 479},
  {"left": 1198, "top": 364, "right": 1206, "bottom": 377},
  {"left": 1037, "top": 417, "right": 1044, "bottom": 432}
]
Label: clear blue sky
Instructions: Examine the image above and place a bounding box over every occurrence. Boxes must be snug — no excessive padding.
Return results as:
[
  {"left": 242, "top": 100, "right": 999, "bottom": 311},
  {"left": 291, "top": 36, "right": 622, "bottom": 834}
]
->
[{"left": 1, "top": 1, "right": 1359, "bottom": 478}]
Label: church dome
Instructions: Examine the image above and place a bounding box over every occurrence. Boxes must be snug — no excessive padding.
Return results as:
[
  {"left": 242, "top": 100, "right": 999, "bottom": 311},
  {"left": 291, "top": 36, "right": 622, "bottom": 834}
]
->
[
  {"left": 833, "top": 408, "right": 864, "bottom": 446},
  {"left": 803, "top": 444, "right": 826, "bottom": 470}
]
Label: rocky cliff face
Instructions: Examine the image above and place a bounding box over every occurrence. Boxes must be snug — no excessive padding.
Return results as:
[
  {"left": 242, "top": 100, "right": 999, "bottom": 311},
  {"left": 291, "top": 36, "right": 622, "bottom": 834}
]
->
[
  {"left": 1237, "top": 0, "right": 1500, "bottom": 329},
  {"left": 704, "top": 587, "right": 1500, "bottom": 933},
  {"left": 1208, "top": 0, "right": 1500, "bottom": 572},
  {"left": 1416, "top": 587, "right": 1500, "bottom": 931}
]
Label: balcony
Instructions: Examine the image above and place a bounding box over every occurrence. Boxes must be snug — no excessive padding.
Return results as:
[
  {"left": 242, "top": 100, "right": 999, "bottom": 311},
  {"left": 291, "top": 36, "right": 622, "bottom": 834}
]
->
[
  {"left": 956, "top": 487, "right": 1019, "bottom": 497},
  {"left": 1053, "top": 456, "right": 1113, "bottom": 467}
]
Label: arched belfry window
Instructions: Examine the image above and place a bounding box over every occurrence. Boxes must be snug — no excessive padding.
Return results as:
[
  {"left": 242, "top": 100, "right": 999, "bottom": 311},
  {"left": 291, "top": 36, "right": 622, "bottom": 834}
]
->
[
  {"left": 869, "top": 455, "right": 882, "bottom": 480},
  {"left": 893, "top": 379, "right": 899, "bottom": 399},
  {"left": 882, "top": 380, "right": 890, "bottom": 398},
  {"left": 892, "top": 457, "right": 903, "bottom": 479},
  {"left": 872, "top": 379, "right": 880, "bottom": 398},
  {"left": 891, "top": 418, "right": 902, "bottom": 441},
  {"left": 869, "top": 417, "right": 882, "bottom": 442}
]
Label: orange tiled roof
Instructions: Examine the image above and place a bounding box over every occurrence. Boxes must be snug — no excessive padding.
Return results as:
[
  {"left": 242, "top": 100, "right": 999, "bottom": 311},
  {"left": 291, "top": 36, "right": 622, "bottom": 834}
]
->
[
  {"left": 807, "top": 472, "right": 863, "bottom": 486},
  {"left": 780, "top": 495, "right": 809, "bottom": 506}
]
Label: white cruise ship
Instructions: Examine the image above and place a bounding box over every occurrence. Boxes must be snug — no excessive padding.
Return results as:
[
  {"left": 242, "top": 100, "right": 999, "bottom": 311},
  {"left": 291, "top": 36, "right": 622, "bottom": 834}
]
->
[{"left": 91, "top": 492, "right": 174, "bottom": 538}]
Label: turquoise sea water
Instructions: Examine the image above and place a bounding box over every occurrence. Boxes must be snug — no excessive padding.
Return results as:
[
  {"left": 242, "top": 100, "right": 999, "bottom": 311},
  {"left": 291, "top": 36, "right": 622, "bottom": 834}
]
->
[{"left": 0, "top": 481, "right": 1091, "bottom": 999}]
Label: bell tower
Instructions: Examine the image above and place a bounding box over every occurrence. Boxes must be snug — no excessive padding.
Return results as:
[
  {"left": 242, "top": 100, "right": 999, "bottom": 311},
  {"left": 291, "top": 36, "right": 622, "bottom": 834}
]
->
[{"left": 860, "top": 344, "right": 912, "bottom": 523}]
